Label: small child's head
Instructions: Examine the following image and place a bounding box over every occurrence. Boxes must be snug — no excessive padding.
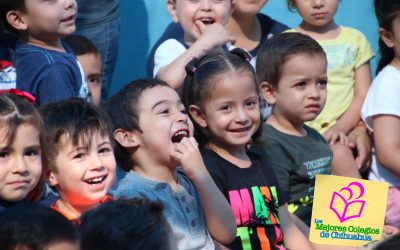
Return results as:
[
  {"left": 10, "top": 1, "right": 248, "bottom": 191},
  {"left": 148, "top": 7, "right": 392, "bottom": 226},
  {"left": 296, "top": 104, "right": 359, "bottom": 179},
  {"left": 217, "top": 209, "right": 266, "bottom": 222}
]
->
[
  {"left": 80, "top": 198, "right": 176, "bottom": 250},
  {"left": 167, "top": 0, "right": 233, "bottom": 44},
  {"left": 0, "top": 203, "right": 79, "bottom": 250},
  {"left": 374, "top": 0, "right": 400, "bottom": 73},
  {"left": 0, "top": 90, "right": 42, "bottom": 202},
  {"left": 0, "top": 0, "right": 77, "bottom": 41},
  {"left": 287, "top": 0, "right": 338, "bottom": 27},
  {"left": 40, "top": 98, "right": 116, "bottom": 209},
  {"left": 106, "top": 78, "right": 192, "bottom": 171},
  {"left": 256, "top": 32, "right": 327, "bottom": 123},
  {"left": 182, "top": 48, "right": 261, "bottom": 150},
  {"left": 64, "top": 34, "right": 102, "bottom": 106},
  {"left": 231, "top": 0, "right": 268, "bottom": 18}
]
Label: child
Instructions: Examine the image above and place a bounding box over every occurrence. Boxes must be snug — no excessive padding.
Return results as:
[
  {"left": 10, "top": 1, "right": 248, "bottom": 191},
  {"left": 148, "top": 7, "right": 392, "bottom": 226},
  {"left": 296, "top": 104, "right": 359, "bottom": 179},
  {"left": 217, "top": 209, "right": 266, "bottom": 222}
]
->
[
  {"left": 40, "top": 98, "right": 116, "bottom": 220},
  {"left": 361, "top": 0, "right": 400, "bottom": 229},
  {"left": 256, "top": 32, "right": 332, "bottom": 227},
  {"left": 80, "top": 198, "right": 176, "bottom": 250},
  {"left": 153, "top": 0, "right": 236, "bottom": 90},
  {"left": 224, "top": 0, "right": 288, "bottom": 67},
  {"left": 65, "top": 34, "right": 102, "bottom": 106},
  {"left": 287, "top": 0, "right": 374, "bottom": 178},
  {"left": 106, "top": 78, "right": 236, "bottom": 250},
  {"left": 0, "top": 203, "right": 79, "bottom": 250},
  {"left": 0, "top": 90, "right": 42, "bottom": 211},
  {"left": 182, "top": 48, "right": 312, "bottom": 250},
  {"left": 0, "top": 0, "right": 89, "bottom": 105}
]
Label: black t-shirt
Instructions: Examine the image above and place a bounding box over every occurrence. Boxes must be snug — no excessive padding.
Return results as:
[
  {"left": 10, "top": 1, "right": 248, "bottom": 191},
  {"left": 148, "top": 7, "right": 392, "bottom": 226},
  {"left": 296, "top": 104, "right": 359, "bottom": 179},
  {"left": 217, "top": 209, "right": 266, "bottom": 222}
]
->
[
  {"left": 202, "top": 148, "right": 288, "bottom": 250},
  {"left": 262, "top": 124, "right": 332, "bottom": 226}
]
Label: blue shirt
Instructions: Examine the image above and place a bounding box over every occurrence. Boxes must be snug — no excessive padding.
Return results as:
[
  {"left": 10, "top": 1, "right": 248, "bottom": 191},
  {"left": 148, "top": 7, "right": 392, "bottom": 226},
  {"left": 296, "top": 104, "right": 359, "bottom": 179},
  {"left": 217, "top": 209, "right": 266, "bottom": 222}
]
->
[{"left": 15, "top": 40, "right": 88, "bottom": 106}]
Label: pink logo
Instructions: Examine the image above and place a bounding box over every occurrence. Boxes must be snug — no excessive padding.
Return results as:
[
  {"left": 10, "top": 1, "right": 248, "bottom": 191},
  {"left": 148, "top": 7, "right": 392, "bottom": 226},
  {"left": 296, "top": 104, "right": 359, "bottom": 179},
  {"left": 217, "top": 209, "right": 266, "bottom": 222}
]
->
[{"left": 329, "top": 182, "right": 365, "bottom": 223}]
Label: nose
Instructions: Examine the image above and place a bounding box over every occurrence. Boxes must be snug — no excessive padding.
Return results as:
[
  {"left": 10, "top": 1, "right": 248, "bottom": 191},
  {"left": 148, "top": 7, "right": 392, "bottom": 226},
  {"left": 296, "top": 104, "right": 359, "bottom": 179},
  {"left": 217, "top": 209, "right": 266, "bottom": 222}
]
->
[
  {"left": 308, "top": 84, "right": 321, "bottom": 99},
  {"left": 12, "top": 156, "right": 29, "bottom": 175},
  {"left": 176, "top": 110, "right": 189, "bottom": 124},
  {"left": 89, "top": 153, "right": 104, "bottom": 171},
  {"left": 64, "top": 0, "right": 76, "bottom": 10},
  {"left": 235, "top": 107, "right": 250, "bottom": 124},
  {"left": 312, "top": 0, "right": 325, "bottom": 8},
  {"left": 200, "top": 0, "right": 212, "bottom": 11}
]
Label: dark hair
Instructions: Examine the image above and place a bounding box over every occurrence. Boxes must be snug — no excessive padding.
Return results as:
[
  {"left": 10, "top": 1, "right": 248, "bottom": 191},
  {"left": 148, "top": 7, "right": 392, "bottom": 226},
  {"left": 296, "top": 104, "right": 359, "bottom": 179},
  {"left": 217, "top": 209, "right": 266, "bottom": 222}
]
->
[
  {"left": 105, "top": 78, "right": 170, "bottom": 171},
  {"left": 64, "top": 34, "right": 100, "bottom": 56},
  {"left": 256, "top": 32, "right": 326, "bottom": 88},
  {"left": 0, "top": 203, "right": 78, "bottom": 250},
  {"left": 0, "top": 0, "right": 26, "bottom": 37},
  {"left": 40, "top": 98, "right": 114, "bottom": 174},
  {"left": 0, "top": 92, "right": 44, "bottom": 202},
  {"left": 182, "top": 48, "right": 262, "bottom": 148},
  {"left": 80, "top": 198, "right": 174, "bottom": 250},
  {"left": 374, "top": 0, "right": 400, "bottom": 73},
  {"left": 374, "top": 233, "right": 400, "bottom": 250}
]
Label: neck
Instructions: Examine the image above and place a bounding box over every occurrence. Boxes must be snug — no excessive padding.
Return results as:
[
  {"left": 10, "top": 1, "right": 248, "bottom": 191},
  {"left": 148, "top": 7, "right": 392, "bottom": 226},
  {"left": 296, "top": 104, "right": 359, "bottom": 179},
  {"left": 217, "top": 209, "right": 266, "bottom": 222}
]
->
[
  {"left": 225, "top": 14, "right": 260, "bottom": 51},
  {"left": 26, "top": 36, "right": 65, "bottom": 52},
  {"left": 133, "top": 161, "right": 178, "bottom": 191},
  {"left": 267, "top": 114, "right": 306, "bottom": 137},
  {"left": 207, "top": 142, "right": 251, "bottom": 168},
  {"left": 297, "top": 20, "right": 339, "bottom": 40},
  {"left": 391, "top": 57, "right": 400, "bottom": 70}
]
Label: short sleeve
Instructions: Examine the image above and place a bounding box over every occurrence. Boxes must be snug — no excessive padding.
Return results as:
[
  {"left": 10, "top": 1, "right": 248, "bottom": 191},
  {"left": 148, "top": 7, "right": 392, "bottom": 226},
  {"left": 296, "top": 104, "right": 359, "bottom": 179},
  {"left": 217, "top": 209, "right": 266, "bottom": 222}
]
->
[
  {"left": 353, "top": 29, "right": 375, "bottom": 69},
  {"left": 153, "top": 39, "right": 187, "bottom": 77}
]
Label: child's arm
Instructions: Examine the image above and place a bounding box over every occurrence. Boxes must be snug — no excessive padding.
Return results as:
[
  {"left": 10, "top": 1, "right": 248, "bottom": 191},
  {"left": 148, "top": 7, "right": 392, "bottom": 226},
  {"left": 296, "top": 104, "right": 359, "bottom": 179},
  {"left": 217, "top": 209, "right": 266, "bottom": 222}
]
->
[
  {"left": 278, "top": 205, "right": 312, "bottom": 250},
  {"left": 372, "top": 114, "right": 400, "bottom": 176},
  {"left": 323, "top": 62, "right": 372, "bottom": 141},
  {"left": 171, "top": 137, "right": 236, "bottom": 244},
  {"left": 347, "top": 122, "right": 372, "bottom": 170},
  {"left": 155, "top": 22, "right": 235, "bottom": 90}
]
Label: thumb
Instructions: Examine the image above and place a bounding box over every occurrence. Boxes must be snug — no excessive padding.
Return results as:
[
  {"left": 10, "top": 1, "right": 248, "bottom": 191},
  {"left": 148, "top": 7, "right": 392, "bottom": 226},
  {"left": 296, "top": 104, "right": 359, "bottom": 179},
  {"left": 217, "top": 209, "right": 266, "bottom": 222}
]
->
[{"left": 195, "top": 20, "right": 206, "bottom": 33}]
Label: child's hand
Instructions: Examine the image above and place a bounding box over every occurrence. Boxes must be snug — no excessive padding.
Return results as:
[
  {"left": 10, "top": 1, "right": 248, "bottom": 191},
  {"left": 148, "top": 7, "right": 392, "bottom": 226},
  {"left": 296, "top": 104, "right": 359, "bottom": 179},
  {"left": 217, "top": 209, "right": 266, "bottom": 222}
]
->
[
  {"left": 323, "top": 127, "right": 349, "bottom": 145},
  {"left": 195, "top": 21, "right": 236, "bottom": 51},
  {"left": 170, "top": 137, "right": 208, "bottom": 179}
]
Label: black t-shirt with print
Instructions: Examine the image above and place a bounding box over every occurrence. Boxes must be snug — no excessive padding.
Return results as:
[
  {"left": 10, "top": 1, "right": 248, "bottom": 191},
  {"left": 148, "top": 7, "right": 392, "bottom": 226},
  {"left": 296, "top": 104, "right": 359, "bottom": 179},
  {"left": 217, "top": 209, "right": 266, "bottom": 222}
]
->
[{"left": 202, "top": 148, "right": 288, "bottom": 250}]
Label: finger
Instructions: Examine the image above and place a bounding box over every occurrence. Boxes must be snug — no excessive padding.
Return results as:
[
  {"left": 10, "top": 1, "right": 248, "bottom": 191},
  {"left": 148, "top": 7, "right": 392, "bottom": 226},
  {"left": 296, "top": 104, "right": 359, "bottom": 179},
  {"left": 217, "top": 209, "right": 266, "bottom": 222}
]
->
[
  {"left": 330, "top": 134, "right": 338, "bottom": 145},
  {"left": 195, "top": 20, "right": 206, "bottom": 33}
]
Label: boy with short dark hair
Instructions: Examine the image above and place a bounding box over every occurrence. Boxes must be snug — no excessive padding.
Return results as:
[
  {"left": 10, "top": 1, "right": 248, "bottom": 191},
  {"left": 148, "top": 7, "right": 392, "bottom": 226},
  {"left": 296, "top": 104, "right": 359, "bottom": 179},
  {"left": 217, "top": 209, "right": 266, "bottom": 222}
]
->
[
  {"left": 40, "top": 98, "right": 116, "bottom": 221},
  {"left": 106, "top": 78, "right": 236, "bottom": 250},
  {"left": 0, "top": 0, "right": 89, "bottom": 105},
  {"left": 256, "top": 32, "right": 333, "bottom": 227}
]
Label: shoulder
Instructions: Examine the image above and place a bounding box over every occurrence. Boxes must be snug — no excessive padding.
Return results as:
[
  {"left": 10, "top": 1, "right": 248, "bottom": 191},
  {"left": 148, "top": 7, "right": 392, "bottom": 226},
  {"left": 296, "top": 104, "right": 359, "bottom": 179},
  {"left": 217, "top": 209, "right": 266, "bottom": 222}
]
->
[
  {"left": 257, "top": 13, "right": 289, "bottom": 34},
  {"left": 115, "top": 171, "right": 153, "bottom": 199},
  {"left": 155, "top": 39, "right": 186, "bottom": 53},
  {"left": 304, "top": 125, "right": 325, "bottom": 141}
]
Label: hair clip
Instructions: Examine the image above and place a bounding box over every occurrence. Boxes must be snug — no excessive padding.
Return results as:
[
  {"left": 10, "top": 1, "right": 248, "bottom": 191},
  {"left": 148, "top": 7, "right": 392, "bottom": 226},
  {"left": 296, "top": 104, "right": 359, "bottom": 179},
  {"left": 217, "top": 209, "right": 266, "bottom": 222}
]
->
[
  {"left": 192, "top": 67, "right": 197, "bottom": 73},
  {"left": 0, "top": 88, "right": 36, "bottom": 105}
]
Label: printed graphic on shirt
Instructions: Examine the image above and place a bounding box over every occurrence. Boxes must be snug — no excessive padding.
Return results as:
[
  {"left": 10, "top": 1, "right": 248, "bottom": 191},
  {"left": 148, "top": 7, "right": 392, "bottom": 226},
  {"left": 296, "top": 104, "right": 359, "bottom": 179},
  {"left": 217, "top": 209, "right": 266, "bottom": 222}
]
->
[{"left": 229, "top": 185, "right": 285, "bottom": 250}]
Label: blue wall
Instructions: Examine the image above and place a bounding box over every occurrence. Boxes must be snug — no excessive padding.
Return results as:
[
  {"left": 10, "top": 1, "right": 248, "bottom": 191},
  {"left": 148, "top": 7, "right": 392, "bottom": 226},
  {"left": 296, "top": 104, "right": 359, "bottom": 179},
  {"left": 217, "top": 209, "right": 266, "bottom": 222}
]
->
[{"left": 109, "top": 0, "right": 378, "bottom": 97}]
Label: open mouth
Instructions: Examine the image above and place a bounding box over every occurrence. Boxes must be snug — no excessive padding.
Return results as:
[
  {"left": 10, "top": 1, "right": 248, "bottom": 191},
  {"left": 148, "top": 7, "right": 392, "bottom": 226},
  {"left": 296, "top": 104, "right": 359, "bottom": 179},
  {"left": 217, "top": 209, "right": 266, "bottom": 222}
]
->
[
  {"left": 198, "top": 17, "right": 215, "bottom": 25},
  {"left": 171, "top": 129, "right": 189, "bottom": 143},
  {"left": 62, "top": 15, "right": 75, "bottom": 22},
  {"left": 84, "top": 176, "right": 106, "bottom": 185},
  {"left": 230, "top": 127, "right": 250, "bottom": 133}
]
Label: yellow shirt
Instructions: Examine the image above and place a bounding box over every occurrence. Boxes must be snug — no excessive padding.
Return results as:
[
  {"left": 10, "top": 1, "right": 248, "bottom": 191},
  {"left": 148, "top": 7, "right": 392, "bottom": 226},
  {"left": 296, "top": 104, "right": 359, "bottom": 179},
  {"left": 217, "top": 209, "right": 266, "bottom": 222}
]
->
[{"left": 287, "top": 27, "right": 374, "bottom": 133}]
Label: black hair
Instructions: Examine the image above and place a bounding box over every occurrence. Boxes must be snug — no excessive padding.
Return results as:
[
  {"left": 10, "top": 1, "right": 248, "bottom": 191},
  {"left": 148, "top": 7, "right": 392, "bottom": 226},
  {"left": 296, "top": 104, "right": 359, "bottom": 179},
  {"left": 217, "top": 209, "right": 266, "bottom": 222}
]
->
[
  {"left": 40, "top": 98, "right": 114, "bottom": 174},
  {"left": 0, "top": 0, "right": 25, "bottom": 37},
  {"left": 80, "top": 198, "right": 175, "bottom": 250},
  {"left": 256, "top": 32, "right": 326, "bottom": 88},
  {"left": 374, "top": 233, "right": 400, "bottom": 250},
  {"left": 0, "top": 203, "right": 78, "bottom": 250},
  {"left": 181, "top": 48, "right": 262, "bottom": 148},
  {"left": 105, "top": 78, "right": 170, "bottom": 171},
  {"left": 374, "top": 0, "right": 400, "bottom": 73},
  {"left": 64, "top": 34, "right": 100, "bottom": 56}
]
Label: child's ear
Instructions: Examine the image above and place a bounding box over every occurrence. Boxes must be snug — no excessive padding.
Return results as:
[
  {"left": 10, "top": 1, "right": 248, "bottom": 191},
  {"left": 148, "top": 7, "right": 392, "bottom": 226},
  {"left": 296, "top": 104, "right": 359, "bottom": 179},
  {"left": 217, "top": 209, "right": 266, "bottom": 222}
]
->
[
  {"left": 188, "top": 105, "right": 207, "bottom": 128},
  {"left": 5, "top": 10, "right": 28, "bottom": 31},
  {"left": 379, "top": 28, "right": 395, "bottom": 48},
  {"left": 46, "top": 170, "right": 59, "bottom": 188},
  {"left": 260, "top": 81, "right": 277, "bottom": 105},
  {"left": 167, "top": 0, "right": 179, "bottom": 23},
  {"left": 114, "top": 128, "right": 140, "bottom": 148}
]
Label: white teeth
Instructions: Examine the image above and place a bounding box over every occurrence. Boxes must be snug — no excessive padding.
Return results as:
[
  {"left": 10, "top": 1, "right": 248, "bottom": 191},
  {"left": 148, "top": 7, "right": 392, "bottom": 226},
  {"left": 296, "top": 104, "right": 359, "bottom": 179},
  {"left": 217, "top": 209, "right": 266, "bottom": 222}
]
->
[
  {"left": 86, "top": 176, "right": 105, "bottom": 184},
  {"left": 175, "top": 131, "right": 188, "bottom": 137}
]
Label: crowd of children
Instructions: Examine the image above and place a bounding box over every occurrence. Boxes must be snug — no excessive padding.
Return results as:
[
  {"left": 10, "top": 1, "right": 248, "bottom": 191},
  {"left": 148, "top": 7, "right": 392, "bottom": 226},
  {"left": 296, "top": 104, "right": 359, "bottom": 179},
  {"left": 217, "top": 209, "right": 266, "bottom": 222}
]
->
[{"left": 0, "top": 0, "right": 399, "bottom": 249}]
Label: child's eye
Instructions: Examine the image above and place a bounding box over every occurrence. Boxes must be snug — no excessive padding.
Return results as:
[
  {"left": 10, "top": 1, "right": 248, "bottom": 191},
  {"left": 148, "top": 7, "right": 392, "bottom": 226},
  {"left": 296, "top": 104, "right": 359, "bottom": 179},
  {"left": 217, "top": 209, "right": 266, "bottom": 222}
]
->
[
  {"left": 317, "top": 80, "right": 328, "bottom": 87},
  {"left": 246, "top": 100, "right": 258, "bottom": 107},
  {"left": 294, "top": 82, "right": 306, "bottom": 89},
  {"left": 89, "top": 76, "right": 101, "bottom": 85},
  {"left": 73, "top": 153, "right": 85, "bottom": 159},
  {"left": 99, "top": 147, "right": 112, "bottom": 154},
  {"left": 25, "top": 150, "right": 40, "bottom": 157},
  {"left": 219, "top": 105, "right": 231, "bottom": 111},
  {"left": 159, "top": 109, "right": 170, "bottom": 115},
  {"left": 180, "top": 109, "right": 187, "bottom": 114},
  {"left": 0, "top": 151, "right": 9, "bottom": 158}
]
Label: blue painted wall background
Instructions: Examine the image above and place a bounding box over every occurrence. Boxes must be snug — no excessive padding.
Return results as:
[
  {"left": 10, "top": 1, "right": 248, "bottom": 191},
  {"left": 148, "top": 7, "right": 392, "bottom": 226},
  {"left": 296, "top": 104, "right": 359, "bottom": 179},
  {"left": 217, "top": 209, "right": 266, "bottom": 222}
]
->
[{"left": 109, "top": 0, "right": 378, "bottom": 97}]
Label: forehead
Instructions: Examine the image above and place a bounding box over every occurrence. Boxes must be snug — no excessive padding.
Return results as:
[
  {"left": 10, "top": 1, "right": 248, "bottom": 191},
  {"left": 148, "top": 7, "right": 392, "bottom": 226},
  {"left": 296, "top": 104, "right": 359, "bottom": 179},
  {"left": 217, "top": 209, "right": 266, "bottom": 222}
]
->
[
  {"left": 280, "top": 53, "right": 327, "bottom": 77},
  {"left": 137, "top": 86, "right": 181, "bottom": 111},
  {"left": 208, "top": 71, "right": 257, "bottom": 100}
]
